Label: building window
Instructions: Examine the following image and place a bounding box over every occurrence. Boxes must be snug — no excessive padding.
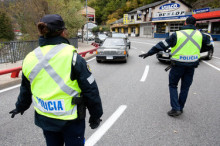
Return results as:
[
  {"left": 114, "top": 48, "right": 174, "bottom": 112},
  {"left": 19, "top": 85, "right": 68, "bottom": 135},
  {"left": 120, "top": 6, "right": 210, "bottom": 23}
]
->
[
  {"left": 156, "top": 23, "right": 166, "bottom": 33},
  {"left": 170, "top": 22, "right": 184, "bottom": 32},
  {"left": 137, "top": 14, "right": 142, "bottom": 21},
  {"left": 197, "top": 23, "right": 208, "bottom": 33},
  {"left": 212, "top": 22, "right": 220, "bottom": 34},
  {"left": 124, "top": 28, "right": 128, "bottom": 33}
]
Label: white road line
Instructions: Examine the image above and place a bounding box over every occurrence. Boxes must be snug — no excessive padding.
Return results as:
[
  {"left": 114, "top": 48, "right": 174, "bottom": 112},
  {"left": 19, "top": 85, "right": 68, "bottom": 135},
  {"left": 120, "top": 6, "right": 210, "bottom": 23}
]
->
[
  {"left": 0, "top": 84, "right": 20, "bottom": 94},
  {"left": 202, "top": 61, "right": 220, "bottom": 71},
  {"left": 131, "top": 41, "right": 155, "bottom": 46},
  {"left": 140, "top": 65, "right": 149, "bottom": 82},
  {"left": 85, "top": 105, "right": 127, "bottom": 146},
  {"left": 213, "top": 56, "right": 220, "bottom": 60},
  {"left": 87, "top": 57, "right": 96, "bottom": 62}
]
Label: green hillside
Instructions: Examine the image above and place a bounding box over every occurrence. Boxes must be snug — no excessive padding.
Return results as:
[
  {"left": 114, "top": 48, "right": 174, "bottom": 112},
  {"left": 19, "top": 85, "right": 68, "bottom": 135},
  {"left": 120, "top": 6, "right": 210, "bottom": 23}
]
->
[{"left": 87, "top": 0, "right": 220, "bottom": 25}]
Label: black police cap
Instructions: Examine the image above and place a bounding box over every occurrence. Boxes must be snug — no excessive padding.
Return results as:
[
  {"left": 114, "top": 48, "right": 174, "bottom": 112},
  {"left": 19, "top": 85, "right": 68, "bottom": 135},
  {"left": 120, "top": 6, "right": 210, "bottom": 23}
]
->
[
  {"left": 40, "top": 14, "right": 66, "bottom": 32},
  {"left": 186, "top": 16, "right": 196, "bottom": 25}
]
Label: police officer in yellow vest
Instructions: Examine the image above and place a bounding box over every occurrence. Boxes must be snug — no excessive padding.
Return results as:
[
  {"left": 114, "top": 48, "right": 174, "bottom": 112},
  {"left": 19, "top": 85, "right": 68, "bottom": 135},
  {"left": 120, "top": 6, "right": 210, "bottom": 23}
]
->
[
  {"left": 139, "top": 17, "right": 213, "bottom": 117},
  {"left": 9, "top": 14, "right": 103, "bottom": 146}
]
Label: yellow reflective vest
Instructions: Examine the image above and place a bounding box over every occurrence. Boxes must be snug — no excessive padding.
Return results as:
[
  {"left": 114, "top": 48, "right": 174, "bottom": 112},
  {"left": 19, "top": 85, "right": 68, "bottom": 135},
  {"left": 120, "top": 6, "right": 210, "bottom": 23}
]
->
[
  {"left": 171, "top": 29, "right": 202, "bottom": 62},
  {"left": 22, "top": 43, "right": 81, "bottom": 120}
]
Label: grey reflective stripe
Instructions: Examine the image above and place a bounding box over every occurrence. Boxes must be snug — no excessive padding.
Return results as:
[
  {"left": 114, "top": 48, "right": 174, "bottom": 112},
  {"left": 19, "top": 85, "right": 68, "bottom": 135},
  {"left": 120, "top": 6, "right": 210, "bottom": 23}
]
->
[
  {"left": 162, "top": 40, "right": 168, "bottom": 47},
  {"left": 32, "top": 97, "right": 77, "bottom": 116},
  {"left": 87, "top": 74, "right": 95, "bottom": 84},
  {"left": 29, "top": 44, "right": 79, "bottom": 97},
  {"left": 171, "top": 30, "right": 201, "bottom": 56},
  {"left": 72, "top": 52, "right": 77, "bottom": 66}
]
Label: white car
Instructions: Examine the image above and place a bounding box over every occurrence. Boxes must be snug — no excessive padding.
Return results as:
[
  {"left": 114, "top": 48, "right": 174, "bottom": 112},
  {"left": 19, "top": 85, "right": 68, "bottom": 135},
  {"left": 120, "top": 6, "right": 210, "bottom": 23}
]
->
[
  {"left": 156, "top": 33, "right": 214, "bottom": 62},
  {"left": 84, "top": 33, "right": 95, "bottom": 41}
]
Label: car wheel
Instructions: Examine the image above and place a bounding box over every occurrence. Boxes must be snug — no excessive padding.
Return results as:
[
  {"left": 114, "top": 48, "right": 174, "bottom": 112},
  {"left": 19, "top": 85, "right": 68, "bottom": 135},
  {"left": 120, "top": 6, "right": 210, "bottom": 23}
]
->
[
  {"left": 205, "top": 49, "right": 213, "bottom": 60},
  {"left": 158, "top": 59, "right": 166, "bottom": 63},
  {"left": 123, "top": 56, "right": 127, "bottom": 63},
  {"left": 96, "top": 60, "right": 101, "bottom": 63}
]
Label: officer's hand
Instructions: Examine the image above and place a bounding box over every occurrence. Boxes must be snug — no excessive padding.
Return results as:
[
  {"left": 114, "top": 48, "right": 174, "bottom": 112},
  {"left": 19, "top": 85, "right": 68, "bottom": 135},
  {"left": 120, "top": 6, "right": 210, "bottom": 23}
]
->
[
  {"left": 9, "top": 109, "right": 24, "bottom": 118},
  {"left": 89, "top": 118, "right": 102, "bottom": 129},
  {"left": 139, "top": 53, "right": 149, "bottom": 59}
]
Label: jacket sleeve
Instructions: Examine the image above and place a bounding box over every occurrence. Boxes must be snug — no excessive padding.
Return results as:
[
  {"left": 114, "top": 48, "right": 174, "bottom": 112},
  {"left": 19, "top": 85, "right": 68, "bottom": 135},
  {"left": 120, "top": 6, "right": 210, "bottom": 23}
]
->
[
  {"left": 146, "top": 33, "right": 177, "bottom": 56},
  {"left": 71, "top": 54, "right": 103, "bottom": 120},
  {"left": 200, "top": 33, "right": 214, "bottom": 53},
  {"left": 15, "top": 73, "right": 32, "bottom": 112}
]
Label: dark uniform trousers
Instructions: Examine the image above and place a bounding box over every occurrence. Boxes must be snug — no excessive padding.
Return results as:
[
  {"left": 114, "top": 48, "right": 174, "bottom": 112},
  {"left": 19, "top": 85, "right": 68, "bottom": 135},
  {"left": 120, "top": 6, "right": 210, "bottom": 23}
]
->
[
  {"left": 169, "top": 66, "right": 195, "bottom": 111},
  {"left": 43, "top": 119, "right": 85, "bottom": 146}
]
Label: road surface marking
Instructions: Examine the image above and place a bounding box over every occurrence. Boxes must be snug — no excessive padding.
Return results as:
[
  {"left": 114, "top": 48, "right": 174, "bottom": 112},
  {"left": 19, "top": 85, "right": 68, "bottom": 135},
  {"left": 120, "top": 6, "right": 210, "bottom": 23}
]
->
[
  {"left": 85, "top": 105, "right": 127, "bottom": 146},
  {"left": 131, "top": 41, "right": 155, "bottom": 46},
  {"left": 0, "top": 84, "right": 20, "bottom": 94},
  {"left": 213, "top": 56, "right": 220, "bottom": 60},
  {"left": 87, "top": 57, "right": 96, "bottom": 62},
  {"left": 202, "top": 61, "right": 220, "bottom": 71},
  {"left": 140, "top": 65, "right": 149, "bottom": 82}
]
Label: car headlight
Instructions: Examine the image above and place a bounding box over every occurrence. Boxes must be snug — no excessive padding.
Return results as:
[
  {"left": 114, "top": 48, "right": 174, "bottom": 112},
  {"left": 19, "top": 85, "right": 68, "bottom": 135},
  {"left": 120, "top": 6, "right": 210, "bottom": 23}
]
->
[
  {"left": 116, "top": 49, "right": 125, "bottom": 55},
  {"left": 97, "top": 50, "right": 104, "bottom": 55}
]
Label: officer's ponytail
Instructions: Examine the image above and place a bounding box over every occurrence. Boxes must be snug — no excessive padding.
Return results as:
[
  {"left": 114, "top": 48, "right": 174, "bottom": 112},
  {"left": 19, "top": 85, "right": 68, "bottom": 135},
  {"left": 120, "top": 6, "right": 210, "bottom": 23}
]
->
[{"left": 37, "top": 22, "right": 63, "bottom": 38}]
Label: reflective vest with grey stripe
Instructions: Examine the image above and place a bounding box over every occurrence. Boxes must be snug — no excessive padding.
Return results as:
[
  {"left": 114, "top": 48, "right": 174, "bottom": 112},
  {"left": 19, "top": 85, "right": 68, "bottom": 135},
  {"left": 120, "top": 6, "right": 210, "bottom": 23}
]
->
[
  {"left": 171, "top": 29, "right": 202, "bottom": 62},
  {"left": 22, "top": 44, "right": 81, "bottom": 120}
]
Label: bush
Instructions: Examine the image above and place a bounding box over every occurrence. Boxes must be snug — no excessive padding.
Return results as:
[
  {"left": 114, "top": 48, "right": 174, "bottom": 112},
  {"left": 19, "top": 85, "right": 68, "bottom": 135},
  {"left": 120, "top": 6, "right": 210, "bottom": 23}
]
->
[{"left": 0, "top": 10, "right": 15, "bottom": 41}]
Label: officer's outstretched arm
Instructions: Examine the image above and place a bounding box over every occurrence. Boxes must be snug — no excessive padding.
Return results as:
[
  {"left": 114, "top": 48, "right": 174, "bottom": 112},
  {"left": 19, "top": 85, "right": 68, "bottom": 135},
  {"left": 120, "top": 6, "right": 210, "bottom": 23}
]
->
[{"left": 139, "top": 33, "right": 177, "bottom": 58}]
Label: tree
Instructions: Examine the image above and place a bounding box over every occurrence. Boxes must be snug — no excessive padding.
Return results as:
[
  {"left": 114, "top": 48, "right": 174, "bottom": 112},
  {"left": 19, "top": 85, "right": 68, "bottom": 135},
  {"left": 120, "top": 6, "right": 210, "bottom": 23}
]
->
[
  {"left": 0, "top": 10, "right": 15, "bottom": 41},
  {"left": 8, "top": 0, "right": 85, "bottom": 40}
]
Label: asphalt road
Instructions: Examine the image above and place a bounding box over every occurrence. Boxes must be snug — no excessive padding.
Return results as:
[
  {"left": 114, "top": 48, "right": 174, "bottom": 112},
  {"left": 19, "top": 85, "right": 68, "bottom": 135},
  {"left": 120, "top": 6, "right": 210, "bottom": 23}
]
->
[{"left": 0, "top": 37, "right": 219, "bottom": 146}]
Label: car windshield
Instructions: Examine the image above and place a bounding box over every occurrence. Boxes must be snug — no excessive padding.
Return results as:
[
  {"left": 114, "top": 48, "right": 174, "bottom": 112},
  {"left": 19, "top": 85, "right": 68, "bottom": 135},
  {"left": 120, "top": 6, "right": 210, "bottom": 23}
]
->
[
  {"left": 112, "top": 33, "right": 126, "bottom": 38},
  {"left": 98, "top": 34, "right": 107, "bottom": 38},
  {"left": 102, "top": 38, "right": 125, "bottom": 47}
]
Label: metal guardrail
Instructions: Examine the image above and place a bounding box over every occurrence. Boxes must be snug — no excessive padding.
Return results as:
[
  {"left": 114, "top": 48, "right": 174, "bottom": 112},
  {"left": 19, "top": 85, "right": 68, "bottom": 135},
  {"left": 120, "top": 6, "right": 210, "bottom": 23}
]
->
[
  {"left": 0, "top": 38, "right": 78, "bottom": 64},
  {"left": 0, "top": 42, "right": 99, "bottom": 78}
]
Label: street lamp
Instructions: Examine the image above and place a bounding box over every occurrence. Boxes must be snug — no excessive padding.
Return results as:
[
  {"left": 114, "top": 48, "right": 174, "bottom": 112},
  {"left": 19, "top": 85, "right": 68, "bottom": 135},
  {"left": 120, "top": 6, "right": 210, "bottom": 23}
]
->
[{"left": 86, "top": 0, "right": 88, "bottom": 44}]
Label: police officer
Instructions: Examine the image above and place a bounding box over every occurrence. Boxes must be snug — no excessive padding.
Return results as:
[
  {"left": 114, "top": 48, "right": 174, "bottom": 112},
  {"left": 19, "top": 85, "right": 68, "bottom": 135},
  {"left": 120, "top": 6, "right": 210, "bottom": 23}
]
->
[
  {"left": 9, "top": 14, "right": 103, "bottom": 146},
  {"left": 139, "top": 17, "right": 213, "bottom": 117}
]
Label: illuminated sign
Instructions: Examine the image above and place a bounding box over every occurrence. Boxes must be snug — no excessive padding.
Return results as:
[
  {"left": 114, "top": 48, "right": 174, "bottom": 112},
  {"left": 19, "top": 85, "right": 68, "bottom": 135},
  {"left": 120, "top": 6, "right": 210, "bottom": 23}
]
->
[
  {"left": 159, "top": 3, "right": 180, "bottom": 11},
  {"left": 193, "top": 8, "right": 210, "bottom": 14}
]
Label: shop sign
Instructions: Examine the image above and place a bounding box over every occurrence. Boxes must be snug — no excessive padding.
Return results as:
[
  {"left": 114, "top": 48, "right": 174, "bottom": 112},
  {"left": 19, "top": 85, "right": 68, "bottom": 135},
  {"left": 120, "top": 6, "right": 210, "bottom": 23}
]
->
[
  {"left": 123, "top": 14, "right": 128, "bottom": 24},
  {"left": 193, "top": 8, "right": 210, "bottom": 14},
  {"left": 87, "top": 15, "right": 94, "bottom": 18},
  {"left": 155, "top": 11, "right": 185, "bottom": 17},
  {"left": 159, "top": 3, "right": 180, "bottom": 11},
  {"left": 152, "top": 15, "right": 192, "bottom": 21}
]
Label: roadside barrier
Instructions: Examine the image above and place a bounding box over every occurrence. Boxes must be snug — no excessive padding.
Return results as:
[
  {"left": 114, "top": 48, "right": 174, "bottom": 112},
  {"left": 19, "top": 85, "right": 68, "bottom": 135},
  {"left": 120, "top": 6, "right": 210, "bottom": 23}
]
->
[
  {"left": 0, "top": 67, "right": 22, "bottom": 78},
  {"left": 0, "top": 45, "right": 99, "bottom": 78}
]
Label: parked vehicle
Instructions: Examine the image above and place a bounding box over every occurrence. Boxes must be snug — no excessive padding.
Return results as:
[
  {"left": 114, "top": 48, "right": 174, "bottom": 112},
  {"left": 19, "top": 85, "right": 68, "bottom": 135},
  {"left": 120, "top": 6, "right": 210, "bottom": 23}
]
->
[
  {"left": 77, "top": 32, "right": 82, "bottom": 38},
  {"left": 156, "top": 33, "right": 214, "bottom": 63},
  {"left": 83, "top": 32, "right": 95, "bottom": 41},
  {"left": 95, "top": 33, "right": 107, "bottom": 44},
  {"left": 112, "top": 33, "right": 131, "bottom": 49},
  {"left": 96, "top": 37, "right": 129, "bottom": 63}
]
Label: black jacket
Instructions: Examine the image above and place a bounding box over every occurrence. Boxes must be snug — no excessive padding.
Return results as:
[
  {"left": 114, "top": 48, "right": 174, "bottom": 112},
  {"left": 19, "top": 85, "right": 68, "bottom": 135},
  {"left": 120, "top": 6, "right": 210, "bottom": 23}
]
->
[
  {"left": 146, "top": 25, "right": 213, "bottom": 67},
  {"left": 15, "top": 36, "right": 103, "bottom": 131}
]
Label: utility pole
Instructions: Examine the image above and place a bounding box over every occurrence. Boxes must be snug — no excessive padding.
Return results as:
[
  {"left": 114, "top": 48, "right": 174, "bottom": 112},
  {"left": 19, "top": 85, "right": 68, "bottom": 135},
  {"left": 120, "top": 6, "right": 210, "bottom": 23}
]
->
[{"left": 86, "top": 0, "right": 88, "bottom": 44}]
